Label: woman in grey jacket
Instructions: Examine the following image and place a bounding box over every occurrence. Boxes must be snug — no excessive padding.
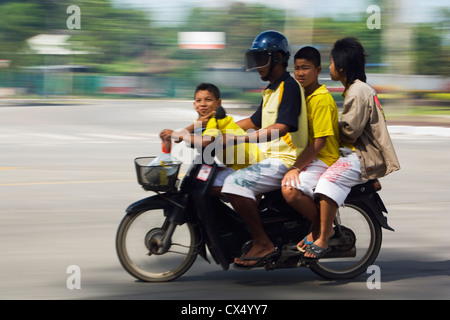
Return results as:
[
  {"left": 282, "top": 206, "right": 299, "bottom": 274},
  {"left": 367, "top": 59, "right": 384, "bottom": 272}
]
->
[{"left": 299, "top": 38, "right": 401, "bottom": 260}]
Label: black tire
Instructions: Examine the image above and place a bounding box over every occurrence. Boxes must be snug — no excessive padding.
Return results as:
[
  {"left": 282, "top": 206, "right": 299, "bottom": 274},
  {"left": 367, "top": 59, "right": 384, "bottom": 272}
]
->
[
  {"left": 116, "top": 208, "right": 198, "bottom": 282},
  {"left": 310, "top": 202, "right": 382, "bottom": 279}
]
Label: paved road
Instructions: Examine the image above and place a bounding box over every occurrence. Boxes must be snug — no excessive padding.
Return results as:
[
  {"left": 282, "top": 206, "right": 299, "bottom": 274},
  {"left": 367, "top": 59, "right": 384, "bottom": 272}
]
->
[{"left": 0, "top": 100, "right": 449, "bottom": 301}]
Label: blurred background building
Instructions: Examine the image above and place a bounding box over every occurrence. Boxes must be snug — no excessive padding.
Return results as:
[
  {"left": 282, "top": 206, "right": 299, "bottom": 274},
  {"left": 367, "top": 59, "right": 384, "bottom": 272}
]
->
[{"left": 0, "top": 0, "right": 448, "bottom": 106}]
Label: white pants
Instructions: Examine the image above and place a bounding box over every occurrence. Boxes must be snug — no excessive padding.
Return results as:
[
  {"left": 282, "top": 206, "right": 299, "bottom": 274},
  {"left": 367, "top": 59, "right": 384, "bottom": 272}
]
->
[
  {"left": 222, "top": 158, "right": 289, "bottom": 201},
  {"left": 315, "top": 148, "right": 363, "bottom": 207},
  {"left": 293, "top": 158, "right": 329, "bottom": 200}
]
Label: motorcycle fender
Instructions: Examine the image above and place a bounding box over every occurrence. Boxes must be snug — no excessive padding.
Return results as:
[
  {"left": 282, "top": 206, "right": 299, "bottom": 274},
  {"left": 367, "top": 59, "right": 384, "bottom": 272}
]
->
[
  {"left": 126, "top": 194, "right": 210, "bottom": 262},
  {"left": 125, "top": 194, "right": 170, "bottom": 214},
  {"left": 347, "top": 193, "right": 394, "bottom": 231}
]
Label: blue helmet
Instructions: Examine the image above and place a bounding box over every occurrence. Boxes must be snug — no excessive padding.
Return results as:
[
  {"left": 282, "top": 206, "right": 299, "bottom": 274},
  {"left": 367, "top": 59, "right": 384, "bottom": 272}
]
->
[{"left": 245, "top": 30, "right": 290, "bottom": 71}]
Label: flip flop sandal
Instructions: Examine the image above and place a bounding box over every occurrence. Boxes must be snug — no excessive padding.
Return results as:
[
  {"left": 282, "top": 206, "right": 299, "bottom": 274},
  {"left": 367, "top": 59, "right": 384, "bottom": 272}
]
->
[
  {"left": 302, "top": 243, "right": 330, "bottom": 262},
  {"left": 234, "top": 248, "right": 280, "bottom": 270},
  {"left": 297, "top": 231, "right": 336, "bottom": 253},
  {"left": 297, "top": 236, "right": 314, "bottom": 253}
]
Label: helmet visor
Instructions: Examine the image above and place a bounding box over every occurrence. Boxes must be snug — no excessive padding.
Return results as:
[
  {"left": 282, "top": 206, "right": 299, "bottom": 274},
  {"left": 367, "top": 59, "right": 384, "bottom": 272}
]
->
[{"left": 245, "top": 50, "right": 271, "bottom": 71}]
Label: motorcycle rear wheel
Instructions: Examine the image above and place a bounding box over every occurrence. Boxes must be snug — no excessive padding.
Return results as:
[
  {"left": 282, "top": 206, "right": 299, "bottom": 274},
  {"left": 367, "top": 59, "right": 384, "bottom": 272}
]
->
[
  {"left": 116, "top": 208, "right": 198, "bottom": 282},
  {"left": 310, "top": 203, "right": 382, "bottom": 279}
]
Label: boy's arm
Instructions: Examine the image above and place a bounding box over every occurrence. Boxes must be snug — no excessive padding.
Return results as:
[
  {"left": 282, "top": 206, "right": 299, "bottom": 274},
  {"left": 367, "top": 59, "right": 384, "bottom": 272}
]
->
[
  {"left": 281, "top": 137, "right": 326, "bottom": 188},
  {"left": 164, "top": 129, "right": 214, "bottom": 148},
  {"left": 183, "top": 122, "right": 197, "bottom": 134},
  {"left": 227, "top": 122, "right": 290, "bottom": 146},
  {"left": 235, "top": 117, "right": 259, "bottom": 131},
  {"left": 246, "top": 122, "right": 290, "bottom": 142},
  {"left": 292, "top": 137, "right": 326, "bottom": 170}
]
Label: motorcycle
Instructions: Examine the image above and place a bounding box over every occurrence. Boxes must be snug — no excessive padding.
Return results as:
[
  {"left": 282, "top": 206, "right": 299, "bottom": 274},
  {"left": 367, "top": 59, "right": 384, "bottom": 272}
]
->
[{"left": 116, "top": 155, "right": 394, "bottom": 282}]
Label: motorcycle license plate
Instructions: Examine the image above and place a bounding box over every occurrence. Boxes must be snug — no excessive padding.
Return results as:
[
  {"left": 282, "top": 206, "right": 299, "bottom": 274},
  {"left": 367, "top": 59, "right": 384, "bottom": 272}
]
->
[{"left": 196, "top": 164, "right": 212, "bottom": 181}]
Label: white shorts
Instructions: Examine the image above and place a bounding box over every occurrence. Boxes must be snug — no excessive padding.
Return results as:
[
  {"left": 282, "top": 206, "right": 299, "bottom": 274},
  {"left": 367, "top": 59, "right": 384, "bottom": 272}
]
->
[
  {"left": 315, "top": 148, "right": 362, "bottom": 207},
  {"left": 291, "top": 158, "right": 329, "bottom": 200},
  {"left": 222, "top": 158, "right": 289, "bottom": 201}
]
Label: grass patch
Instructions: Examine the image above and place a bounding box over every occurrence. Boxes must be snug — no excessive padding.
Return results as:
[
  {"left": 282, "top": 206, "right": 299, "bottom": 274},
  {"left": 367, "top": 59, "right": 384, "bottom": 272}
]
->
[{"left": 407, "top": 106, "right": 450, "bottom": 116}]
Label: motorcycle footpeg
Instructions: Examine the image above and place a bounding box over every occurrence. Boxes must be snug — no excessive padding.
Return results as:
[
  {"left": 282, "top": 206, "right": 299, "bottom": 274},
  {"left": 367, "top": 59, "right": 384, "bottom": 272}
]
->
[
  {"left": 272, "top": 244, "right": 303, "bottom": 266},
  {"left": 300, "top": 260, "right": 317, "bottom": 268},
  {"left": 264, "top": 261, "right": 277, "bottom": 271},
  {"left": 263, "top": 248, "right": 282, "bottom": 271}
]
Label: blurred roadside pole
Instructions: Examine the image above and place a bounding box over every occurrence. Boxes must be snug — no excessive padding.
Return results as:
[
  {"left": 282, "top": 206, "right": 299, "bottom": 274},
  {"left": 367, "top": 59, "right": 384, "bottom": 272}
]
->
[{"left": 382, "top": 0, "right": 413, "bottom": 113}]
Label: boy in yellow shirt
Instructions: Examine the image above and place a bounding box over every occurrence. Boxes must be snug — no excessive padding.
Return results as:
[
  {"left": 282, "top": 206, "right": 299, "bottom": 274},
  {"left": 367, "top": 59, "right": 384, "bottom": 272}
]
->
[
  {"left": 281, "top": 46, "right": 340, "bottom": 252},
  {"left": 160, "top": 83, "right": 261, "bottom": 194}
]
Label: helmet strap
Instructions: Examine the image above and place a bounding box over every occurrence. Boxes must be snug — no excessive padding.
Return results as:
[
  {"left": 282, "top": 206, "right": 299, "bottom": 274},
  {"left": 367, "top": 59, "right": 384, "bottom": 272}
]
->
[{"left": 261, "top": 54, "right": 276, "bottom": 81}]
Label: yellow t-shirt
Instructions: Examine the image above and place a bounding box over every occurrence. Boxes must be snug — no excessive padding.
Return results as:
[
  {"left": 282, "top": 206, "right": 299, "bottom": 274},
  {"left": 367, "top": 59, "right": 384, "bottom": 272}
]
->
[
  {"left": 203, "top": 115, "right": 262, "bottom": 171},
  {"left": 305, "top": 85, "right": 340, "bottom": 166}
]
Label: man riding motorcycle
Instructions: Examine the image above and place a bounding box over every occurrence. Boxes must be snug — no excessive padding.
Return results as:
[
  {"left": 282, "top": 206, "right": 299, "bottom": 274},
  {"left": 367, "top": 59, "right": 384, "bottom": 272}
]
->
[{"left": 221, "top": 30, "right": 309, "bottom": 269}]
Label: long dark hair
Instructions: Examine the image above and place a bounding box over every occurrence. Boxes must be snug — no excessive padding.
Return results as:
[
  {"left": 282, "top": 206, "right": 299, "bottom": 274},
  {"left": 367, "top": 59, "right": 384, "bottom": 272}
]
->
[{"left": 331, "top": 37, "right": 367, "bottom": 88}]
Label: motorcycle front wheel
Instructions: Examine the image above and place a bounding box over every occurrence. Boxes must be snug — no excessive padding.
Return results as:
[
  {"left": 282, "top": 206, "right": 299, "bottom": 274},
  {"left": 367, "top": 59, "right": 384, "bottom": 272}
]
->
[
  {"left": 116, "top": 208, "right": 199, "bottom": 282},
  {"left": 310, "top": 202, "right": 382, "bottom": 279}
]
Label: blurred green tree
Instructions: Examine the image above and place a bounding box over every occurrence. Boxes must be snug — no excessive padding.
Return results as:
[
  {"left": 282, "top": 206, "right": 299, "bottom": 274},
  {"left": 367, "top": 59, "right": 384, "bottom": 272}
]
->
[
  {"left": 0, "top": 1, "right": 46, "bottom": 66},
  {"left": 0, "top": 0, "right": 447, "bottom": 83},
  {"left": 414, "top": 24, "right": 449, "bottom": 76}
]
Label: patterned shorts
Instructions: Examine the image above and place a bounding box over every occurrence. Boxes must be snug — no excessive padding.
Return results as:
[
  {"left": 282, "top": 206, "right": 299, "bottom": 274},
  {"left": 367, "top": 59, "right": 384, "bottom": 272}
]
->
[
  {"left": 290, "top": 158, "right": 330, "bottom": 200},
  {"left": 221, "top": 158, "right": 289, "bottom": 201},
  {"left": 315, "top": 148, "right": 362, "bottom": 206}
]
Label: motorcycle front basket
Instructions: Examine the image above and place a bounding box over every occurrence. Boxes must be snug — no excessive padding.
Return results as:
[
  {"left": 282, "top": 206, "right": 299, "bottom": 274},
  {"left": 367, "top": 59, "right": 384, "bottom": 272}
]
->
[{"left": 134, "top": 157, "right": 182, "bottom": 191}]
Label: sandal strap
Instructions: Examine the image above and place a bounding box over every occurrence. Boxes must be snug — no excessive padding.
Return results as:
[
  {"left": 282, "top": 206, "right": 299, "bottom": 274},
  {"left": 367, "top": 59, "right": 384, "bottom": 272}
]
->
[{"left": 305, "top": 243, "right": 329, "bottom": 259}]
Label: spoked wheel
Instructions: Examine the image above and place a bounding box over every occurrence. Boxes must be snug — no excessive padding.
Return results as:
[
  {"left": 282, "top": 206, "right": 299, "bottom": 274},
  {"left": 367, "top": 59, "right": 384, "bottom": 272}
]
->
[
  {"left": 310, "top": 203, "right": 382, "bottom": 279},
  {"left": 116, "top": 208, "right": 199, "bottom": 282}
]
